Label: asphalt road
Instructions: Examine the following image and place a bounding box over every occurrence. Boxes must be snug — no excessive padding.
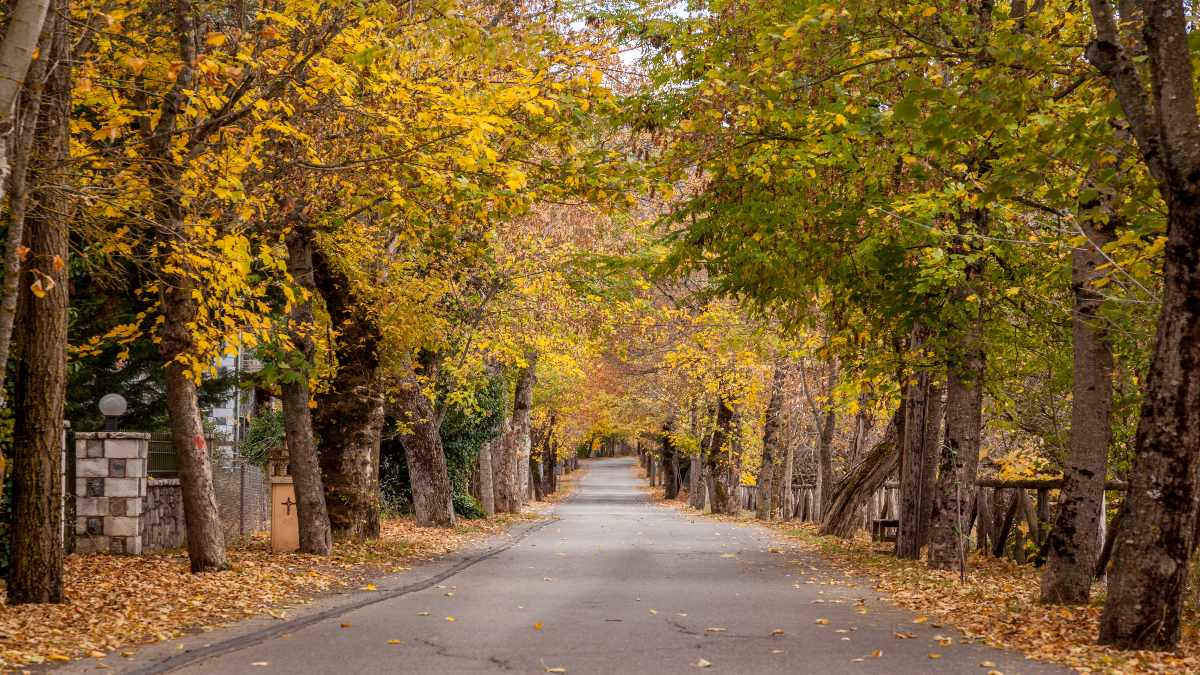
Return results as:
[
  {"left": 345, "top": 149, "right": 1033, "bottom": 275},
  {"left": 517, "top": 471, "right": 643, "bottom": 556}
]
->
[{"left": 73, "top": 457, "right": 1067, "bottom": 674}]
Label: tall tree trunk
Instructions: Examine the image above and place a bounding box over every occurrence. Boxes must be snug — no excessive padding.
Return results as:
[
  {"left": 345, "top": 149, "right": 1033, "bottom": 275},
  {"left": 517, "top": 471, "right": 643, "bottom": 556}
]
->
[
  {"left": 816, "top": 405, "right": 836, "bottom": 520},
  {"left": 161, "top": 295, "right": 229, "bottom": 572},
  {"left": 918, "top": 378, "right": 945, "bottom": 550},
  {"left": 705, "top": 398, "right": 738, "bottom": 515},
  {"left": 394, "top": 367, "right": 455, "bottom": 527},
  {"left": 545, "top": 430, "right": 558, "bottom": 494},
  {"left": 820, "top": 405, "right": 903, "bottom": 538},
  {"left": 662, "top": 421, "right": 680, "bottom": 499},
  {"left": 756, "top": 364, "right": 786, "bottom": 520},
  {"left": 1098, "top": 195, "right": 1200, "bottom": 648},
  {"left": 897, "top": 356, "right": 943, "bottom": 560},
  {"left": 688, "top": 402, "right": 706, "bottom": 509},
  {"left": 927, "top": 352, "right": 985, "bottom": 571},
  {"left": 149, "top": 2, "right": 227, "bottom": 573},
  {"left": 777, "top": 443, "right": 796, "bottom": 519},
  {"left": 0, "top": 2, "right": 53, "bottom": 402},
  {"left": 312, "top": 246, "right": 382, "bottom": 540},
  {"left": 279, "top": 227, "right": 331, "bottom": 555},
  {"left": 0, "top": 0, "right": 52, "bottom": 210},
  {"left": 7, "top": 2, "right": 67, "bottom": 602},
  {"left": 1085, "top": 0, "right": 1200, "bottom": 650},
  {"left": 801, "top": 360, "right": 838, "bottom": 520},
  {"left": 495, "top": 355, "right": 536, "bottom": 513},
  {"left": 478, "top": 433, "right": 497, "bottom": 517},
  {"left": 1041, "top": 199, "right": 1118, "bottom": 603},
  {"left": 929, "top": 208, "right": 987, "bottom": 571}
]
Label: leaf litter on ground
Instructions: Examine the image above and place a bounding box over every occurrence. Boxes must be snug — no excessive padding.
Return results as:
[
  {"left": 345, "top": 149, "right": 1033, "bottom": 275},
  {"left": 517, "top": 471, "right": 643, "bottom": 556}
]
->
[{"left": 0, "top": 513, "right": 537, "bottom": 669}]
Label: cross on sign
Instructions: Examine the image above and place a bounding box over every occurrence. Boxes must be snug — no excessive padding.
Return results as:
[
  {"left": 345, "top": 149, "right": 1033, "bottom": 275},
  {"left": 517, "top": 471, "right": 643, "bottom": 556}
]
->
[{"left": 282, "top": 496, "right": 296, "bottom": 516}]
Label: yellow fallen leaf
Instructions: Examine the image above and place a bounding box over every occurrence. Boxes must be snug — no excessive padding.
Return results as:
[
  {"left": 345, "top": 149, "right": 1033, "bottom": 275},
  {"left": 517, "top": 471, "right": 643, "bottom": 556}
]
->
[
  {"left": 696, "top": 658, "right": 712, "bottom": 668},
  {"left": 705, "top": 627, "right": 726, "bottom": 633},
  {"left": 928, "top": 652, "right": 942, "bottom": 659},
  {"left": 979, "top": 662, "right": 996, "bottom": 668},
  {"left": 251, "top": 662, "right": 269, "bottom": 667},
  {"left": 913, "top": 616, "right": 928, "bottom": 624},
  {"left": 387, "top": 640, "right": 402, "bottom": 645},
  {"left": 541, "top": 658, "right": 566, "bottom": 673},
  {"left": 446, "top": 616, "right": 456, "bottom": 622},
  {"left": 815, "top": 618, "right": 830, "bottom": 625},
  {"left": 340, "top": 623, "right": 352, "bottom": 628},
  {"left": 871, "top": 650, "right": 882, "bottom": 658},
  {"left": 363, "top": 583, "right": 378, "bottom": 591},
  {"left": 649, "top": 609, "right": 658, "bottom": 615},
  {"left": 48, "top": 654, "right": 71, "bottom": 662},
  {"left": 771, "top": 628, "right": 785, "bottom": 636},
  {"left": 534, "top": 621, "right": 544, "bottom": 631}
]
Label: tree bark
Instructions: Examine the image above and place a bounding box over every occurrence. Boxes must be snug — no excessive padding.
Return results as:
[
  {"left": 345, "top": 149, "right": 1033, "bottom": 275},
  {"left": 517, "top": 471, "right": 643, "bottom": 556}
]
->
[
  {"left": 816, "top": 404, "right": 836, "bottom": 520},
  {"left": 479, "top": 434, "right": 497, "bottom": 517},
  {"left": 918, "top": 378, "right": 945, "bottom": 549},
  {"left": 800, "top": 360, "right": 838, "bottom": 519},
  {"left": 662, "top": 422, "right": 680, "bottom": 499},
  {"left": 495, "top": 354, "right": 536, "bottom": 513},
  {"left": 542, "top": 413, "right": 558, "bottom": 495},
  {"left": 898, "top": 356, "right": 944, "bottom": 559},
  {"left": 688, "top": 402, "right": 706, "bottom": 509},
  {"left": 927, "top": 354, "right": 984, "bottom": 571},
  {"left": 1084, "top": 0, "right": 1200, "bottom": 650},
  {"left": 928, "top": 209, "right": 987, "bottom": 571},
  {"left": 0, "top": 1, "right": 53, "bottom": 400},
  {"left": 312, "top": 246, "right": 382, "bottom": 540},
  {"left": 280, "top": 227, "right": 332, "bottom": 554},
  {"left": 705, "top": 398, "right": 739, "bottom": 515},
  {"left": 1041, "top": 200, "right": 1118, "bottom": 603},
  {"left": 756, "top": 364, "right": 786, "bottom": 520},
  {"left": 148, "top": 1, "right": 228, "bottom": 573},
  {"left": 7, "top": 1, "right": 67, "bottom": 602},
  {"left": 820, "top": 406, "right": 903, "bottom": 538},
  {"left": 0, "top": 0, "right": 52, "bottom": 209},
  {"left": 394, "top": 367, "right": 455, "bottom": 527}
]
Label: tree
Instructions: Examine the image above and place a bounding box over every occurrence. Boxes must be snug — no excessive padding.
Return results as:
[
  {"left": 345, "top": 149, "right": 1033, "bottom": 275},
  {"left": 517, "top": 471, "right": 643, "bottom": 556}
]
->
[
  {"left": 1084, "top": 0, "right": 1200, "bottom": 649},
  {"left": 280, "top": 224, "right": 332, "bottom": 554},
  {"left": 7, "top": 0, "right": 68, "bottom": 604}
]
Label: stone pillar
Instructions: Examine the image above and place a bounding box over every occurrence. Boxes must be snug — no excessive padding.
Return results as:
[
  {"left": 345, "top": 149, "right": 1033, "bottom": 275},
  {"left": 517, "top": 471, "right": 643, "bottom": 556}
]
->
[{"left": 74, "top": 432, "right": 149, "bottom": 554}]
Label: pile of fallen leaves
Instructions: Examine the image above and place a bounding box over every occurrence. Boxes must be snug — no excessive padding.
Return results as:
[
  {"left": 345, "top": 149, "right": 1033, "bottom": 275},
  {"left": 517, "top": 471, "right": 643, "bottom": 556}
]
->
[{"left": 0, "top": 514, "right": 532, "bottom": 669}]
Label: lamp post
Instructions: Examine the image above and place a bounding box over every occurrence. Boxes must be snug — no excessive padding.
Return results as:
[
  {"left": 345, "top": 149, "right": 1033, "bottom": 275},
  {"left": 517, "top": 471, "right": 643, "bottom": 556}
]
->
[{"left": 98, "top": 393, "right": 127, "bottom": 431}]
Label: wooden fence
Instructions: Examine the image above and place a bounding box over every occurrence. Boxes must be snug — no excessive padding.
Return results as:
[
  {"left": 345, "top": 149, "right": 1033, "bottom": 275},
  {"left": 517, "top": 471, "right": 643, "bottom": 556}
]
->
[{"left": 730, "top": 477, "right": 1127, "bottom": 565}]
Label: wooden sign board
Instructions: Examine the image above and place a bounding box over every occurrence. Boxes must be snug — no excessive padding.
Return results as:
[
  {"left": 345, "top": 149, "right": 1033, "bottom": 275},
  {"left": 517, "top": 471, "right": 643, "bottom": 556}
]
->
[{"left": 270, "top": 479, "right": 299, "bottom": 552}]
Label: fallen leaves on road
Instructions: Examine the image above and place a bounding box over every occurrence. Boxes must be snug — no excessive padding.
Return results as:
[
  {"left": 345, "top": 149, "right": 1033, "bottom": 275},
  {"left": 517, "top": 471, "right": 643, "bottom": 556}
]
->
[
  {"left": 0, "top": 514, "right": 535, "bottom": 669},
  {"left": 765, "top": 522, "right": 1200, "bottom": 674}
]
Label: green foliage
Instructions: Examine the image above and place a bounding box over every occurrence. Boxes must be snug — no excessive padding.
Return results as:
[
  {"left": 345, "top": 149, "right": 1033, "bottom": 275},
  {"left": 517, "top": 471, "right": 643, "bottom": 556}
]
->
[
  {"left": 241, "top": 408, "right": 283, "bottom": 467},
  {"left": 380, "top": 372, "right": 508, "bottom": 518}
]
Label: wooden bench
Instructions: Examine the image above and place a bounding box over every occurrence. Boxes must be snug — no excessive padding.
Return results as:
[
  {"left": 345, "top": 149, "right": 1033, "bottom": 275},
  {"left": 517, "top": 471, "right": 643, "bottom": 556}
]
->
[{"left": 871, "top": 518, "right": 899, "bottom": 543}]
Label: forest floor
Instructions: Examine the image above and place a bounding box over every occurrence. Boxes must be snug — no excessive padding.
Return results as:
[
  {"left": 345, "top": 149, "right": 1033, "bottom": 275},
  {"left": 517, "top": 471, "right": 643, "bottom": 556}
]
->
[
  {"left": 645, "top": 480, "right": 1200, "bottom": 674},
  {"left": 0, "top": 470, "right": 583, "bottom": 670}
]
